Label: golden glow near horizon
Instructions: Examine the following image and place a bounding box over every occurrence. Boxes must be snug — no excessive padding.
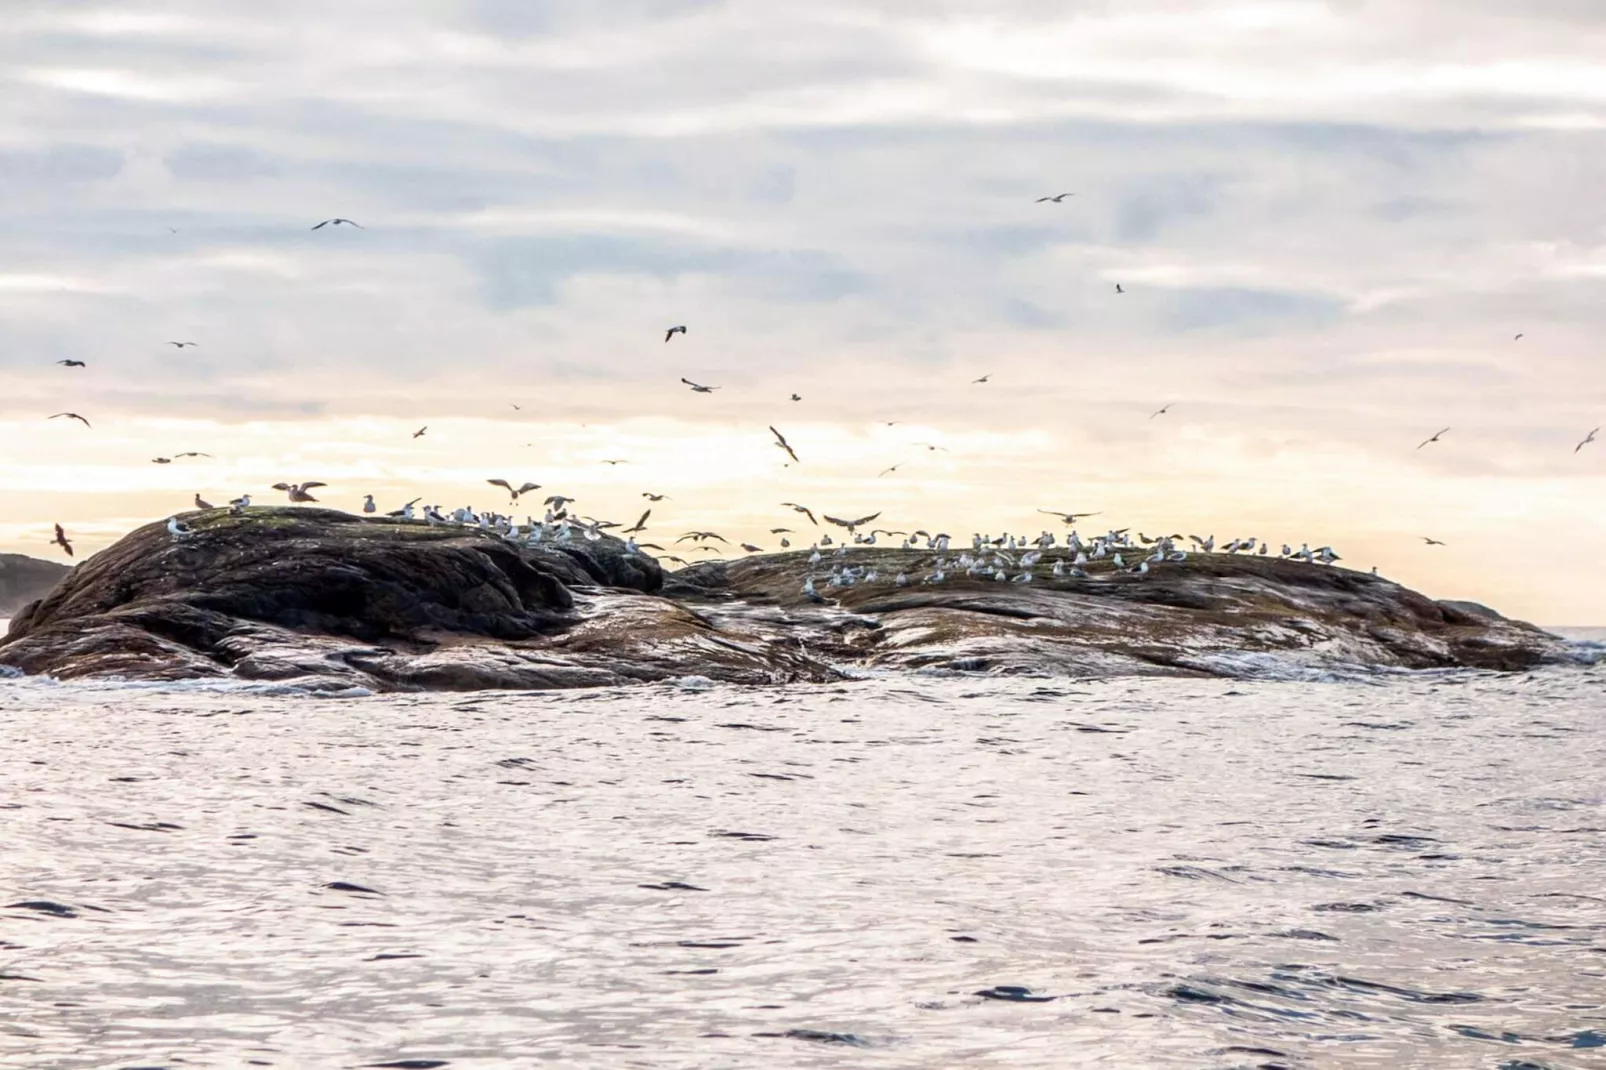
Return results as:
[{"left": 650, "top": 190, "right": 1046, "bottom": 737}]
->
[{"left": 1, "top": 1, "right": 1603, "bottom": 625}]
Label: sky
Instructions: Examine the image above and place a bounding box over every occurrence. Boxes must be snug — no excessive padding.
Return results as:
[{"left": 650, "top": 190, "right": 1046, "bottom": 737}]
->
[{"left": 2, "top": 0, "right": 1604, "bottom": 625}]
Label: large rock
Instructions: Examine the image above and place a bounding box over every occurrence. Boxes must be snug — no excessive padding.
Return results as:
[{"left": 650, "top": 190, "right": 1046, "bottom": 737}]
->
[
  {"left": 0, "top": 512, "right": 1574, "bottom": 690},
  {"left": 0, "top": 553, "right": 69, "bottom": 616}
]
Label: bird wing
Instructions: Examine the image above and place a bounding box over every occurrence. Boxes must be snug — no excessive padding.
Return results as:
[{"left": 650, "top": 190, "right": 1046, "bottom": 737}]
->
[
  {"left": 311, "top": 220, "right": 330, "bottom": 229},
  {"left": 852, "top": 512, "right": 882, "bottom": 526},
  {"left": 301, "top": 482, "right": 328, "bottom": 490},
  {"left": 632, "top": 509, "right": 651, "bottom": 530},
  {"left": 822, "top": 514, "right": 849, "bottom": 528},
  {"left": 665, "top": 329, "right": 675, "bottom": 342},
  {"left": 54, "top": 523, "right": 65, "bottom": 540},
  {"left": 487, "top": 479, "right": 513, "bottom": 492},
  {"left": 680, "top": 377, "right": 698, "bottom": 387},
  {"left": 516, "top": 482, "right": 541, "bottom": 495},
  {"left": 1037, "top": 509, "right": 1067, "bottom": 520}
]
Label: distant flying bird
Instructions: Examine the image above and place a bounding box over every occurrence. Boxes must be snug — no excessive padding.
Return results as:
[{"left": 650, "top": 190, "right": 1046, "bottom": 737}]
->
[
  {"left": 770, "top": 426, "right": 799, "bottom": 464},
  {"left": 913, "top": 442, "right": 949, "bottom": 452},
  {"left": 624, "top": 509, "right": 651, "bottom": 534},
  {"left": 1150, "top": 403, "right": 1172, "bottom": 419},
  {"left": 50, "top": 412, "right": 92, "bottom": 428},
  {"left": 740, "top": 543, "right": 763, "bottom": 553},
  {"left": 56, "top": 359, "right": 86, "bottom": 368},
  {"left": 544, "top": 495, "right": 575, "bottom": 509},
  {"left": 878, "top": 463, "right": 902, "bottom": 477},
  {"left": 510, "top": 403, "right": 522, "bottom": 411},
  {"left": 1514, "top": 333, "right": 1524, "bottom": 341},
  {"left": 312, "top": 218, "right": 363, "bottom": 229},
  {"left": 642, "top": 492, "right": 670, "bottom": 501},
  {"left": 1417, "top": 427, "right": 1450, "bottom": 450},
  {"left": 174, "top": 451, "right": 210, "bottom": 459},
  {"left": 665, "top": 325, "right": 687, "bottom": 342},
  {"left": 487, "top": 479, "right": 541, "bottom": 501},
  {"left": 971, "top": 374, "right": 991, "bottom": 384},
  {"left": 1421, "top": 536, "right": 1447, "bottom": 546},
  {"left": 152, "top": 457, "right": 173, "bottom": 465},
  {"left": 1038, "top": 509, "right": 1101, "bottom": 525},
  {"left": 789, "top": 393, "right": 802, "bottom": 402},
  {"left": 601, "top": 459, "right": 627, "bottom": 466},
  {"left": 823, "top": 511, "right": 881, "bottom": 533},
  {"left": 1576, "top": 428, "right": 1599, "bottom": 454},
  {"left": 769, "top": 527, "right": 794, "bottom": 534},
  {"left": 677, "top": 531, "right": 728, "bottom": 544},
  {"left": 271, "top": 481, "right": 326, "bottom": 502},
  {"left": 781, "top": 502, "right": 818, "bottom": 525},
  {"left": 1115, "top": 283, "right": 1125, "bottom": 294},
  {"left": 1036, "top": 193, "right": 1074, "bottom": 202},
  {"left": 680, "top": 377, "right": 717, "bottom": 393},
  {"left": 412, "top": 426, "right": 427, "bottom": 439},
  {"left": 167, "top": 341, "right": 198, "bottom": 348},
  {"left": 194, "top": 494, "right": 214, "bottom": 510},
  {"left": 52, "top": 523, "right": 73, "bottom": 557}
]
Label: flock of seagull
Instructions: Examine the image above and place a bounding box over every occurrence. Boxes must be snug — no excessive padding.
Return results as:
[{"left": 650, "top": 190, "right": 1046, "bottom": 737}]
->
[{"left": 30, "top": 206, "right": 1603, "bottom": 574}]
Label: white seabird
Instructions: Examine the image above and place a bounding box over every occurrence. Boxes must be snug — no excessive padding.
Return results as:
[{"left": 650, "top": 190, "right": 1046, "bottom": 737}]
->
[{"left": 166, "top": 517, "right": 194, "bottom": 539}]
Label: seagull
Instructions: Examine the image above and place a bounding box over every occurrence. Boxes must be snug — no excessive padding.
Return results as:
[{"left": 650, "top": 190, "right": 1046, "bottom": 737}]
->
[
  {"left": 271, "top": 481, "right": 326, "bottom": 503},
  {"left": 665, "top": 325, "right": 687, "bottom": 342},
  {"left": 769, "top": 528, "right": 793, "bottom": 534},
  {"left": 56, "top": 359, "right": 86, "bottom": 367},
  {"left": 194, "top": 494, "right": 214, "bottom": 510},
  {"left": 173, "top": 451, "right": 211, "bottom": 459},
  {"left": 412, "top": 426, "right": 427, "bottom": 439},
  {"left": 600, "top": 459, "right": 627, "bottom": 466},
  {"left": 1422, "top": 536, "right": 1446, "bottom": 546},
  {"left": 1038, "top": 509, "right": 1101, "bottom": 525},
  {"left": 1150, "top": 403, "right": 1172, "bottom": 419},
  {"left": 49, "top": 412, "right": 92, "bottom": 428},
  {"left": 229, "top": 494, "right": 252, "bottom": 513},
  {"left": 1035, "top": 193, "right": 1074, "bottom": 202},
  {"left": 789, "top": 393, "right": 802, "bottom": 402},
  {"left": 642, "top": 492, "right": 670, "bottom": 501},
  {"left": 1417, "top": 427, "right": 1450, "bottom": 450},
  {"left": 488, "top": 479, "right": 541, "bottom": 501},
  {"left": 680, "top": 377, "right": 717, "bottom": 393},
  {"left": 823, "top": 511, "right": 881, "bottom": 534},
  {"left": 311, "top": 218, "right": 363, "bottom": 229},
  {"left": 1514, "top": 333, "right": 1524, "bottom": 341},
  {"left": 51, "top": 523, "right": 73, "bottom": 557},
  {"left": 740, "top": 543, "right": 763, "bottom": 553},
  {"left": 167, "top": 341, "right": 198, "bottom": 348},
  {"left": 1115, "top": 283, "right": 1125, "bottom": 294},
  {"left": 166, "top": 517, "right": 194, "bottom": 539},
  {"left": 782, "top": 502, "right": 818, "bottom": 525},
  {"left": 878, "top": 463, "right": 902, "bottom": 477},
  {"left": 912, "top": 442, "right": 949, "bottom": 452},
  {"left": 971, "top": 375, "right": 991, "bottom": 384},
  {"left": 624, "top": 509, "right": 651, "bottom": 534},
  {"left": 362, "top": 494, "right": 376, "bottom": 513},
  {"left": 544, "top": 495, "right": 576, "bottom": 509},
  {"left": 152, "top": 457, "right": 173, "bottom": 465},
  {"left": 677, "top": 531, "right": 729, "bottom": 544},
  {"left": 1576, "top": 428, "right": 1598, "bottom": 454},
  {"left": 770, "top": 426, "right": 799, "bottom": 464}
]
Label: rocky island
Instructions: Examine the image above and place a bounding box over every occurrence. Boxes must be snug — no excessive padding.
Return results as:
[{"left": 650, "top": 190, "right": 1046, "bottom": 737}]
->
[
  {"left": 0, "top": 553, "right": 70, "bottom": 617},
  {"left": 0, "top": 507, "right": 1570, "bottom": 692}
]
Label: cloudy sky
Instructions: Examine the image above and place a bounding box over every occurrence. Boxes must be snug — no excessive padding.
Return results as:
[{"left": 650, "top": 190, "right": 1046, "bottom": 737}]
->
[{"left": 3, "top": 0, "right": 1604, "bottom": 623}]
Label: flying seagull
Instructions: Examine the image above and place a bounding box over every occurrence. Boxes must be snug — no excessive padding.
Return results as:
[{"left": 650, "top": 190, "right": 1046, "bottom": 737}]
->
[
  {"left": 50, "top": 412, "right": 92, "bottom": 428},
  {"left": 789, "top": 393, "right": 802, "bottom": 402},
  {"left": 601, "top": 459, "right": 627, "bottom": 466},
  {"left": 912, "top": 442, "right": 949, "bottom": 452},
  {"left": 194, "top": 493, "right": 214, "bottom": 510},
  {"left": 665, "top": 325, "right": 687, "bottom": 342},
  {"left": 52, "top": 523, "right": 73, "bottom": 558},
  {"left": 741, "top": 543, "right": 763, "bottom": 553},
  {"left": 878, "top": 463, "right": 902, "bottom": 477},
  {"left": 1514, "top": 333, "right": 1524, "bottom": 341},
  {"left": 312, "top": 218, "right": 363, "bottom": 229},
  {"left": 624, "top": 509, "right": 652, "bottom": 534},
  {"left": 271, "top": 481, "right": 326, "bottom": 502},
  {"left": 677, "top": 531, "right": 728, "bottom": 544},
  {"left": 1115, "top": 283, "right": 1125, "bottom": 294},
  {"left": 1038, "top": 509, "right": 1101, "bottom": 525},
  {"left": 1576, "top": 428, "right": 1599, "bottom": 454},
  {"left": 642, "top": 492, "right": 670, "bottom": 501},
  {"left": 412, "top": 426, "right": 428, "bottom": 439},
  {"left": 769, "top": 527, "right": 794, "bottom": 534},
  {"left": 1036, "top": 193, "right": 1074, "bottom": 202},
  {"left": 56, "top": 359, "right": 86, "bottom": 368},
  {"left": 971, "top": 374, "right": 991, "bottom": 384},
  {"left": 680, "top": 377, "right": 717, "bottom": 393},
  {"left": 487, "top": 479, "right": 541, "bottom": 502},
  {"left": 1150, "top": 403, "right": 1172, "bottom": 419},
  {"left": 167, "top": 341, "right": 198, "bottom": 348},
  {"left": 1421, "top": 536, "right": 1447, "bottom": 546},
  {"left": 823, "top": 511, "right": 881, "bottom": 533},
  {"left": 174, "top": 451, "right": 211, "bottom": 459},
  {"left": 781, "top": 502, "right": 818, "bottom": 525},
  {"left": 770, "top": 426, "right": 799, "bottom": 464},
  {"left": 1417, "top": 427, "right": 1450, "bottom": 450}
]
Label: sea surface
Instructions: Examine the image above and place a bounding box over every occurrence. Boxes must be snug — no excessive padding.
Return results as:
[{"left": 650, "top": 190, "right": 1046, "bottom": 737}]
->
[{"left": 1, "top": 633, "right": 1603, "bottom": 1069}]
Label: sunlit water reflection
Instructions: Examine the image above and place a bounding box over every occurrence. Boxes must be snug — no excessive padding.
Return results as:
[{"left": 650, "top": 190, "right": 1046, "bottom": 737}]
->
[{"left": 1, "top": 643, "right": 1603, "bottom": 1068}]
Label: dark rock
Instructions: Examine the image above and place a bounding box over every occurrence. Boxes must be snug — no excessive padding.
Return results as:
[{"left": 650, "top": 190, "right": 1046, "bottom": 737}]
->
[{"left": 0, "top": 553, "right": 69, "bottom": 616}]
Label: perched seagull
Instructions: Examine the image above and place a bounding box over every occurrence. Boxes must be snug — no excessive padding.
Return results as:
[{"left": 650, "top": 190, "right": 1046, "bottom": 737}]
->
[
  {"left": 271, "top": 481, "right": 326, "bottom": 502},
  {"left": 782, "top": 502, "right": 818, "bottom": 525},
  {"left": 229, "top": 494, "right": 252, "bottom": 513},
  {"left": 1038, "top": 509, "right": 1101, "bottom": 525},
  {"left": 1422, "top": 536, "right": 1447, "bottom": 546},
  {"left": 971, "top": 374, "right": 991, "bottom": 384},
  {"left": 770, "top": 426, "right": 799, "bottom": 464},
  {"left": 166, "top": 517, "right": 194, "bottom": 539},
  {"left": 664, "top": 325, "right": 687, "bottom": 342},
  {"left": 311, "top": 218, "right": 363, "bottom": 229},
  {"left": 51, "top": 523, "right": 73, "bottom": 557},
  {"left": 50, "top": 412, "right": 92, "bottom": 428},
  {"left": 1150, "top": 403, "right": 1172, "bottom": 419},
  {"left": 487, "top": 479, "right": 541, "bottom": 501},
  {"left": 1035, "top": 193, "right": 1074, "bottom": 202},
  {"left": 680, "top": 377, "right": 717, "bottom": 393},
  {"left": 194, "top": 493, "right": 214, "bottom": 510},
  {"left": 790, "top": 393, "right": 802, "bottom": 402},
  {"left": 1115, "top": 283, "right": 1125, "bottom": 294},
  {"left": 624, "top": 509, "right": 651, "bottom": 534},
  {"left": 412, "top": 426, "right": 428, "bottom": 439},
  {"left": 56, "top": 359, "right": 86, "bottom": 368},
  {"left": 1575, "top": 428, "right": 1598, "bottom": 454},
  {"left": 167, "top": 341, "right": 198, "bottom": 348},
  {"left": 642, "top": 492, "right": 670, "bottom": 501},
  {"left": 362, "top": 494, "right": 376, "bottom": 513},
  {"left": 1417, "top": 427, "right": 1450, "bottom": 450}
]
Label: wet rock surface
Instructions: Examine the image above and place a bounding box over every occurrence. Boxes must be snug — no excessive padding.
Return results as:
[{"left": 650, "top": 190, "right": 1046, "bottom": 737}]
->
[
  {"left": 0, "top": 553, "right": 69, "bottom": 616},
  {"left": 0, "top": 510, "right": 1570, "bottom": 690}
]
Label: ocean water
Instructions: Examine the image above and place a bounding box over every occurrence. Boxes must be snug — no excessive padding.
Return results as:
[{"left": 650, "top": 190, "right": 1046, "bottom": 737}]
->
[{"left": 0, "top": 640, "right": 1603, "bottom": 1068}]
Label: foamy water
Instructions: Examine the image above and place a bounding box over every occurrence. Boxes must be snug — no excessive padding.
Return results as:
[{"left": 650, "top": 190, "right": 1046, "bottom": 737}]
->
[{"left": 0, "top": 641, "right": 1602, "bottom": 1068}]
